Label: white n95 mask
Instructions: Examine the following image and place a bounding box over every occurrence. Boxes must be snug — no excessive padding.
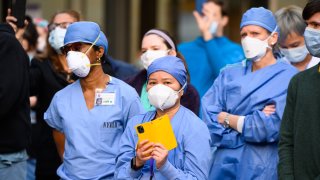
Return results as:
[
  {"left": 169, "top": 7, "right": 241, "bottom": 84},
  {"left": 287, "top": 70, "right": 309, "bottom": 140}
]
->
[
  {"left": 148, "top": 83, "right": 186, "bottom": 111},
  {"left": 48, "top": 27, "right": 67, "bottom": 54},
  {"left": 66, "top": 51, "right": 91, "bottom": 77},
  {"left": 241, "top": 36, "right": 271, "bottom": 62},
  {"left": 141, "top": 50, "right": 169, "bottom": 69},
  {"left": 280, "top": 45, "right": 309, "bottom": 63}
]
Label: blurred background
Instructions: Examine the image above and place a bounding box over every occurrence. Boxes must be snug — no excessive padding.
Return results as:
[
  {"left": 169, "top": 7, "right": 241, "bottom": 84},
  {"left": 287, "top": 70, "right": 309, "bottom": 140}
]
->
[{"left": 0, "top": 0, "right": 309, "bottom": 65}]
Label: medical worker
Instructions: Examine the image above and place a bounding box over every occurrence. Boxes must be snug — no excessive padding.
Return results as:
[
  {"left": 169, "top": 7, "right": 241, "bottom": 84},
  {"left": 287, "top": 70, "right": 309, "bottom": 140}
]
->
[
  {"left": 202, "top": 7, "right": 298, "bottom": 179},
  {"left": 178, "top": 0, "right": 244, "bottom": 97},
  {"left": 44, "top": 21, "right": 144, "bottom": 180},
  {"left": 275, "top": 5, "right": 320, "bottom": 71},
  {"left": 126, "top": 28, "right": 200, "bottom": 115},
  {"left": 115, "top": 56, "right": 212, "bottom": 179}
]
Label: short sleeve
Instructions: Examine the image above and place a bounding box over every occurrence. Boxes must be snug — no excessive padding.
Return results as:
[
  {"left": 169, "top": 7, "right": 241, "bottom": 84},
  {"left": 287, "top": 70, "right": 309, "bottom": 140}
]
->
[{"left": 44, "top": 94, "right": 64, "bottom": 132}]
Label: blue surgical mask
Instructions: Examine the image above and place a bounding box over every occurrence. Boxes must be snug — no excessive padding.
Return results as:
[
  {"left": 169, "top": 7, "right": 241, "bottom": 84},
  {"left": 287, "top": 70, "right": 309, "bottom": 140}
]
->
[
  {"left": 304, "top": 27, "right": 320, "bottom": 58},
  {"left": 48, "top": 27, "right": 67, "bottom": 54},
  {"left": 209, "top": 21, "right": 218, "bottom": 35},
  {"left": 280, "top": 45, "right": 309, "bottom": 63}
]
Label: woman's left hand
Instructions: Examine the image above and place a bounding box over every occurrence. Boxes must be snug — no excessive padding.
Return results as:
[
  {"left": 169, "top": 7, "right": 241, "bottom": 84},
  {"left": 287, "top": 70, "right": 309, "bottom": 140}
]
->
[{"left": 152, "top": 143, "right": 168, "bottom": 169}]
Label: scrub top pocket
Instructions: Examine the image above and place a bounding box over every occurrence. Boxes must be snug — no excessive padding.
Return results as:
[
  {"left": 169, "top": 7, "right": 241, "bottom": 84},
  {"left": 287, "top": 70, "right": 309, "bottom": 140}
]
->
[{"left": 99, "top": 125, "right": 123, "bottom": 151}]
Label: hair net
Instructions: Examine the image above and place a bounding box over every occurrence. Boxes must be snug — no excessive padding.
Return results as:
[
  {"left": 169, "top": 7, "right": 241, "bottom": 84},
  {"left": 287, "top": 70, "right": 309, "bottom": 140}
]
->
[
  {"left": 147, "top": 56, "right": 187, "bottom": 89},
  {"left": 240, "top": 7, "right": 278, "bottom": 33},
  {"left": 64, "top": 21, "right": 108, "bottom": 54}
]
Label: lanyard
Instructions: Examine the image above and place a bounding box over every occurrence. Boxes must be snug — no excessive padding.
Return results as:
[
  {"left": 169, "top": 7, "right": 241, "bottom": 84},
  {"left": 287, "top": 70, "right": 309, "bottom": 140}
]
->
[{"left": 150, "top": 159, "right": 154, "bottom": 180}]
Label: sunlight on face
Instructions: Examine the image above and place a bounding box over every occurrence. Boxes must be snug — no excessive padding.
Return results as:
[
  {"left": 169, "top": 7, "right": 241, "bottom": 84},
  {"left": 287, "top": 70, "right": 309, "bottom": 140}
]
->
[
  {"left": 147, "top": 71, "right": 181, "bottom": 92},
  {"left": 141, "top": 34, "right": 169, "bottom": 54},
  {"left": 240, "top": 25, "right": 270, "bottom": 40}
]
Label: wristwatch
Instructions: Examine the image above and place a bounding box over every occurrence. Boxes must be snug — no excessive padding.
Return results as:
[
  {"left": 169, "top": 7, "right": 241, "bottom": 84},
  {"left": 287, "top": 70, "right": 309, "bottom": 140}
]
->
[
  {"left": 223, "top": 113, "right": 230, "bottom": 128},
  {"left": 131, "top": 157, "right": 143, "bottom": 171}
]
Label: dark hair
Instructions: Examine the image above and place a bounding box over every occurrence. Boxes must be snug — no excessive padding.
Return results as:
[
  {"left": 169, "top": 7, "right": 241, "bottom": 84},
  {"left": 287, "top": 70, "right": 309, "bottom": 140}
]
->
[
  {"left": 208, "top": 0, "right": 228, "bottom": 16},
  {"left": 23, "top": 16, "right": 39, "bottom": 50},
  {"left": 143, "top": 28, "right": 191, "bottom": 83},
  {"left": 302, "top": 0, "right": 320, "bottom": 20}
]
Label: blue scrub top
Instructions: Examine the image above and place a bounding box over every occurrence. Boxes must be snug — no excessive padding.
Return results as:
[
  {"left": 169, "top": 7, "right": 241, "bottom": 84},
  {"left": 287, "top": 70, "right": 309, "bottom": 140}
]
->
[
  {"left": 44, "top": 77, "right": 144, "bottom": 180},
  {"left": 201, "top": 59, "right": 298, "bottom": 179},
  {"left": 115, "top": 106, "right": 212, "bottom": 180}
]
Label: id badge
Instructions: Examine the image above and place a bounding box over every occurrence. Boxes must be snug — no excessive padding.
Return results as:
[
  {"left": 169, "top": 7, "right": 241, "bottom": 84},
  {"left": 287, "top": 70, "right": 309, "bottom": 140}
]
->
[{"left": 95, "top": 89, "right": 116, "bottom": 106}]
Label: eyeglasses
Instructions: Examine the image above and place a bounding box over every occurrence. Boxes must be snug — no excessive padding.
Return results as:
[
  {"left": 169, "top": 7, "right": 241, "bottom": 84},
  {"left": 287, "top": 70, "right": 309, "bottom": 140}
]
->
[
  {"left": 48, "top": 22, "right": 73, "bottom": 32},
  {"left": 61, "top": 42, "right": 92, "bottom": 55}
]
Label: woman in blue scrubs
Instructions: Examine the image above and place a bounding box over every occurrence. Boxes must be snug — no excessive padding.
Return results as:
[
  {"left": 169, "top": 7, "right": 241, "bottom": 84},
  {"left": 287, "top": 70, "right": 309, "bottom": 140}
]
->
[
  {"left": 44, "top": 21, "right": 144, "bottom": 180},
  {"left": 115, "top": 56, "right": 212, "bottom": 180},
  {"left": 202, "top": 7, "right": 298, "bottom": 179}
]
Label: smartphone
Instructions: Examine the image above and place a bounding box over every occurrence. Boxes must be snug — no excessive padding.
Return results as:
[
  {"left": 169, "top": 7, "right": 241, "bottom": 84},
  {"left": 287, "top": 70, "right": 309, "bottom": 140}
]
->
[
  {"left": 10, "top": 0, "right": 26, "bottom": 28},
  {"left": 135, "top": 114, "right": 177, "bottom": 151},
  {"left": 195, "top": 0, "right": 207, "bottom": 15}
]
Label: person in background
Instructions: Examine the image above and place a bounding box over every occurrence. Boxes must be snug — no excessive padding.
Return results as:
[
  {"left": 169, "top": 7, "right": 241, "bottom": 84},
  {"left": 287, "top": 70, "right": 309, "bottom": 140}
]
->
[
  {"left": 115, "top": 56, "right": 211, "bottom": 179},
  {"left": 278, "top": 0, "right": 320, "bottom": 179},
  {"left": 33, "top": 17, "right": 49, "bottom": 55},
  {"left": 126, "top": 29, "right": 200, "bottom": 115},
  {"left": 276, "top": 5, "right": 320, "bottom": 71},
  {"left": 18, "top": 15, "right": 39, "bottom": 180},
  {"left": 178, "top": 0, "right": 244, "bottom": 98},
  {"left": 202, "top": 7, "right": 298, "bottom": 179},
  {"left": 45, "top": 21, "right": 144, "bottom": 179},
  {"left": 103, "top": 55, "right": 139, "bottom": 81},
  {"left": 0, "top": 22, "right": 30, "bottom": 180}
]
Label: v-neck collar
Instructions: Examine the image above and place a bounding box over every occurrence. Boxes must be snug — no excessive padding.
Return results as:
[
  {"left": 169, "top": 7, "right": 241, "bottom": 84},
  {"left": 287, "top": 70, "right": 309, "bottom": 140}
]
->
[{"left": 76, "top": 76, "right": 113, "bottom": 112}]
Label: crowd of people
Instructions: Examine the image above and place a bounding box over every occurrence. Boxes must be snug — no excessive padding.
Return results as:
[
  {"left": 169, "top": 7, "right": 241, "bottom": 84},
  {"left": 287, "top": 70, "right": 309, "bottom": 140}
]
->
[{"left": 0, "top": 0, "right": 319, "bottom": 179}]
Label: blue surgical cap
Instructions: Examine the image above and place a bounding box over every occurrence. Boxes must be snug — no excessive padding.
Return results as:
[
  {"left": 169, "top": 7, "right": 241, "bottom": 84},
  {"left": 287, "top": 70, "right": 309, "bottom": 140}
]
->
[
  {"left": 147, "top": 56, "right": 187, "bottom": 89},
  {"left": 64, "top": 21, "right": 108, "bottom": 54},
  {"left": 240, "top": 7, "right": 277, "bottom": 33}
]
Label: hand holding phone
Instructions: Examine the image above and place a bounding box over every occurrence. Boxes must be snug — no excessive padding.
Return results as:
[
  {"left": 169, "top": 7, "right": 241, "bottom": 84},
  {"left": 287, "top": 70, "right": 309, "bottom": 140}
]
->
[{"left": 9, "top": 0, "right": 26, "bottom": 28}]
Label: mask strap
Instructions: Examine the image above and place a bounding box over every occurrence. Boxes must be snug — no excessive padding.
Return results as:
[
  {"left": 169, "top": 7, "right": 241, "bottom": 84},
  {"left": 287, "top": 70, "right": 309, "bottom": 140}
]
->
[
  {"left": 265, "top": 26, "right": 278, "bottom": 48},
  {"left": 84, "top": 33, "right": 101, "bottom": 55},
  {"left": 177, "top": 82, "right": 187, "bottom": 93},
  {"left": 85, "top": 33, "right": 102, "bottom": 67}
]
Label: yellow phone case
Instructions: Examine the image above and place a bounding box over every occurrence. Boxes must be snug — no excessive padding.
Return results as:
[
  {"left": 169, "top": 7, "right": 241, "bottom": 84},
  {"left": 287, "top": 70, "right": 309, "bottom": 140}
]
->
[{"left": 135, "top": 114, "right": 177, "bottom": 151}]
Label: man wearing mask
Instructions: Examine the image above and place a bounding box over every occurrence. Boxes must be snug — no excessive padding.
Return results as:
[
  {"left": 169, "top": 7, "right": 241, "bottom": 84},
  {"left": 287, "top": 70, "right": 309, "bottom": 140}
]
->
[
  {"left": 278, "top": 0, "right": 320, "bottom": 179},
  {"left": 178, "top": 0, "right": 244, "bottom": 98},
  {"left": 276, "top": 5, "right": 320, "bottom": 71}
]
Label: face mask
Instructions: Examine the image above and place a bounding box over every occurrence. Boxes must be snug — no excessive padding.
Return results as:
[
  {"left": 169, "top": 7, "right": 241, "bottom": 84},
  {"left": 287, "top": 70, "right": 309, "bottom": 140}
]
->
[
  {"left": 209, "top": 21, "right": 218, "bottom": 35},
  {"left": 280, "top": 45, "right": 309, "bottom": 63},
  {"left": 141, "top": 50, "right": 169, "bottom": 69},
  {"left": 66, "top": 35, "right": 101, "bottom": 78},
  {"left": 66, "top": 51, "right": 91, "bottom": 77},
  {"left": 241, "top": 36, "right": 272, "bottom": 62},
  {"left": 304, "top": 27, "right": 320, "bottom": 58},
  {"left": 48, "top": 27, "right": 67, "bottom": 54},
  {"left": 148, "top": 83, "right": 186, "bottom": 111}
]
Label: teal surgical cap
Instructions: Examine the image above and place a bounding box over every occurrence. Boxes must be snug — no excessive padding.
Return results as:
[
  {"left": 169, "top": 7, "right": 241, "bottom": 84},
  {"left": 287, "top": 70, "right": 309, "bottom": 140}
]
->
[
  {"left": 240, "top": 7, "right": 278, "bottom": 33},
  {"left": 64, "top": 21, "right": 108, "bottom": 55}
]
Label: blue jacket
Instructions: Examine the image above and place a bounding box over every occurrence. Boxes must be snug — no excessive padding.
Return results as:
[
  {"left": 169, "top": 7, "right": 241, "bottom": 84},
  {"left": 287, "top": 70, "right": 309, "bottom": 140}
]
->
[{"left": 178, "top": 36, "right": 244, "bottom": 98}]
